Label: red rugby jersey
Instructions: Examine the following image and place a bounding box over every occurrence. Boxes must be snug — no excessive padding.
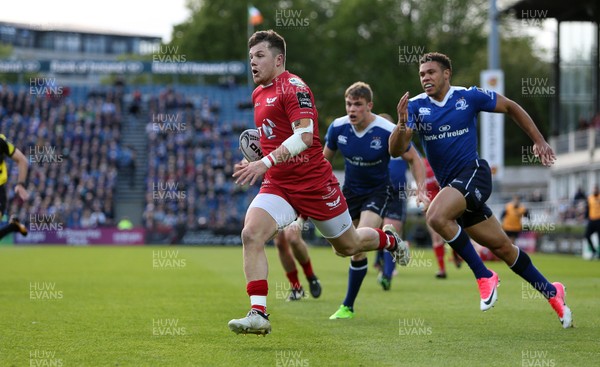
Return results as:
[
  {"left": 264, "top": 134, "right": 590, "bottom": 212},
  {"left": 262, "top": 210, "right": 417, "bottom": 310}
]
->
[{"left": 252, "top": 71, "right": 333, "bottom": 189}]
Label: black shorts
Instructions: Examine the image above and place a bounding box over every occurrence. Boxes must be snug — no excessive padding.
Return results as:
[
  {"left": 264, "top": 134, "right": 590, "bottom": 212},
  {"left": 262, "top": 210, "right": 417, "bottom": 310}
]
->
[
  {"left": 384, "top": 188, "right": 407, "bottom": 222},
  {"left": 0, "top": 185, "right": 6, "bottom": 217},
  {"left": 447, "top": 159, "right": 493, "bottom": 228},
  {"left": 343, "top": 185, "right": 392, "bottom": 221},
  {"left": 585, "top": 219, "right": 600, "bottom": 236}
]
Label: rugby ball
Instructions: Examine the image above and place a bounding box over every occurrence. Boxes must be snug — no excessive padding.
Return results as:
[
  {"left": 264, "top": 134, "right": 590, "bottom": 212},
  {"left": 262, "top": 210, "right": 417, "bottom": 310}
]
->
[{"left": 239, "top": 129, "right": 263, "bottom": 162}]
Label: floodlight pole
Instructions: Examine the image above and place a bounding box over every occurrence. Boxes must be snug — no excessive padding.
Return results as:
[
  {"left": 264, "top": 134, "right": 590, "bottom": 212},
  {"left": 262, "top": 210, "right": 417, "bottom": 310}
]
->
[
  {"left": 247, "top": 22, "right": 253, "bottom": 88},
  {"left": 488, "top": 0, "right": 500, "bottom": 69}
]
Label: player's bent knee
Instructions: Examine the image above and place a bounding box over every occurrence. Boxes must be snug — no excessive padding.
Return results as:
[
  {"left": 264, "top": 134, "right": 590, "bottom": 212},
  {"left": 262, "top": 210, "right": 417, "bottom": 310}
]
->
[
  {"left": 286, "top": 232, "right": 302, "bottom": 246},
  {"left": 426, "top": 211, "right": 446, "bottom": 232},
  {"left": 328, "top": 240, "right": 354, "bottom": 257},
  {"left": 241, "top": 226, "right": 270, "bottom": 248}
]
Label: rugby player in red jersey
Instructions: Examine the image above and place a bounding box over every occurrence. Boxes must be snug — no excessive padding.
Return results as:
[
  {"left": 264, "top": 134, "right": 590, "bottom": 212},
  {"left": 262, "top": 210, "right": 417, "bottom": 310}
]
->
[{"left": 229, "top": 30, "right": 415, "bottom": 335}]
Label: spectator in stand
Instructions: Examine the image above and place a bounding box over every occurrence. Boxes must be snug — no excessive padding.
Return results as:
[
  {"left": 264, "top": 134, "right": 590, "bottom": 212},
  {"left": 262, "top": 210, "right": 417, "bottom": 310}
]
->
[
  {"left": 501, "top": 195, "right": 530, "bottom": 245},
  {"left": 585, "top": 185, "right": 600, "bottom": 259},
  {"left": 529, "top": 189, "right": 544, "bottom": 202},
  {"left": 574, "top": 187, "right": 587, "bottom": 203}
]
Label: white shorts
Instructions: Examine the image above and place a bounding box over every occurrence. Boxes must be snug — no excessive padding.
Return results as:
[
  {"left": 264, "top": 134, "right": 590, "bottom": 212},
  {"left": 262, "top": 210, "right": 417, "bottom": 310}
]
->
[{"left": 248, "top": 193, "right": 353, "bottom": 239}]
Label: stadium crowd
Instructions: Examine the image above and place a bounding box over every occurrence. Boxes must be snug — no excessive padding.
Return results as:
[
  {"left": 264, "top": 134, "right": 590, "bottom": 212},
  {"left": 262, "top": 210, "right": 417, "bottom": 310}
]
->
[
  {"left": 0, "top": 84, "right": 122, "bottom": 228},
  {"left": 142, "top": 87, "right": 258, "bottom": 235}
]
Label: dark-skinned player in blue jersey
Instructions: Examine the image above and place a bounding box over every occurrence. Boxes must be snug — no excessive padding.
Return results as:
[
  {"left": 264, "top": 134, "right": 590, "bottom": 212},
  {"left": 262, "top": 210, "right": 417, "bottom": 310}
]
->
[{"left": 389, "top": 52, "right": 572, "bottom": 328}]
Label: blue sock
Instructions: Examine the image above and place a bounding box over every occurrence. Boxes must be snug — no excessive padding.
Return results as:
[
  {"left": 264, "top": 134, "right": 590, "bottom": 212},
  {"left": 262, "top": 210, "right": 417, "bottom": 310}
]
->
[
  {"left": 510, "top": 248, "right": 556, "bottom": 299},
  {"left": 375, "top": 250, "right": 384, "bottom": 268},
  {"left": 342, "top": 258, "right": 368, "bottom": 310},
  {"left": 447, "top": 227, "right": 492, "bottom": 279},
  {"left": 382, "top": 251, "right": 395, "bottom": 279}
]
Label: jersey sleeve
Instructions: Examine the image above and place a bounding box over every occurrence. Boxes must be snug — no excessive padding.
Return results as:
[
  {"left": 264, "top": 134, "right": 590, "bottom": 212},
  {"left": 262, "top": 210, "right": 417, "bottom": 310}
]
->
[
  {"left": 325, "top": 122, "right": 337, "bottom": 151},
  {"left": 282, "top": 77, "right": 316, "bottom": 124},
  {"left": 469, "top": 86, "right": 497, "bottom": 112},
  {"left": 0, "top": 135, "right": 15, "bottom": 156}
]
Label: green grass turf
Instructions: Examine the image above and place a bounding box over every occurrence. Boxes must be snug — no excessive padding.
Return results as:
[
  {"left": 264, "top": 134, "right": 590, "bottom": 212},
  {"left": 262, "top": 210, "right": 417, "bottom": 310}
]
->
[{"left": 0, "top": 246, "right": 598, "bottom": 366}]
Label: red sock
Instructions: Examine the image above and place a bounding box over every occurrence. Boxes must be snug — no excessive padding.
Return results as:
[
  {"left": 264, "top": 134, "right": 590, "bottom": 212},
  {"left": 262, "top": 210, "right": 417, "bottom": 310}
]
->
[
  {"left": 246, "top": 279, "right": 268, "bottom": 313},
  {"left": 286, "top": 270, "right": 301, "bottom": 290},
  {"left": 375, "top": 228, "right": 395, "bottom": 250},
  {"left": 300, "top": 260, "right": 315, "bottom": 279},
  {"left": 434, "top": 245, "right": 445, "bottom": 272}
]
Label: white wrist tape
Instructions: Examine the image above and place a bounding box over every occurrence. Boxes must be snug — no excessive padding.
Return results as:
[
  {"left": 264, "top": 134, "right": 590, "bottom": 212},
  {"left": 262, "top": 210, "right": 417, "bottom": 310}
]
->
[
  {"left": 282, "top": 120, "right": 312, "bottom": 157},
  {"left": 260, "top": 153, "right": 276, "bottom": 168},
  {"left": 291, "top": 119, "right": 314, "bottom": 135},
  {"left": 282, "top": 133, "right": 308, "bottom": 157}
]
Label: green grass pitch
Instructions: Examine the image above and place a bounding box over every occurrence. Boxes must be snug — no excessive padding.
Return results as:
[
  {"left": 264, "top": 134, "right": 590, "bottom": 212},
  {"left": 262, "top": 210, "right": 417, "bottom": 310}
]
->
[{"left": 0, "top": 246, "right": 598, "bottom": 366}]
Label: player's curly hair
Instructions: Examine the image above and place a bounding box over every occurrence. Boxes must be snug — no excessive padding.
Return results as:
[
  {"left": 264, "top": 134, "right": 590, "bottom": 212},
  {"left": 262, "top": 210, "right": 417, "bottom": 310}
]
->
[
  {"left": 420, "top": 52, "right": 452, "bottom": 74},
  {"left": 248, "top": 30, "right": 286, "bottom": 60},
  {"left": 345, "top": 81, "right": 373, "bottom": 103}
]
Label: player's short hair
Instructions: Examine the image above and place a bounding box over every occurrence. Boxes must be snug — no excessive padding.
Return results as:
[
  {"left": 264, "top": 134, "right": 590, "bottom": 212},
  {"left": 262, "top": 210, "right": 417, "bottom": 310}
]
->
[
  {"left": 345, "top": 81, "right": 373, "bottom": 103},
  {"left": 420, "top": 52, "right": 452, "bottom": 74},
  {"left": 248, "top": 30, "right": 286, "bottom": 60}
]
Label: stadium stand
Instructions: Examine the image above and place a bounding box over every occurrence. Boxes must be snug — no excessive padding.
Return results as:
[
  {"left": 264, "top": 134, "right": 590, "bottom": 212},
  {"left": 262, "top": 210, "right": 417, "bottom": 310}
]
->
[
  {"left": 0, "top": 83, "right": 123, "bottom": 228},
  {"left": 141, "top": 86, "right": 258, "bottom": 242}
]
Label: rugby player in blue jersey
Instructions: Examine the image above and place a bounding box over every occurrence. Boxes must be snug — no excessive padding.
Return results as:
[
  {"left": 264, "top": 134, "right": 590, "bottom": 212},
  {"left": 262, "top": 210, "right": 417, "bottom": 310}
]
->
[
  {"left": 389, "top": 52, "right": 572, "bottom": 328},
  {"left": 324, "top": 82, "right": 427, "bottom": 319},
  {"left": 373, "top": 113, "right": 411, "bottom": 291}
]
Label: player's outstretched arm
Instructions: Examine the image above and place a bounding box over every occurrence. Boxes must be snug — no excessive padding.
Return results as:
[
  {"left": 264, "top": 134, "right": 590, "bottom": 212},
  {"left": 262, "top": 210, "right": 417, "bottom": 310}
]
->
[
  {"left": 389, "top": 92, "right": 413, "bottom": 157},
  {"left": 494, "top": 94, "right": 556, "bottom": 167},
  {"left": 11, "top": 148, "right": 29, "bottom": 201}
]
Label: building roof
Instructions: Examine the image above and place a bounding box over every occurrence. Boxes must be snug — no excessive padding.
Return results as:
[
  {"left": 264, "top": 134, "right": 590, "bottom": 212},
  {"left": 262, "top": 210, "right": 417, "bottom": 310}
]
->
[
  {"left": 0, "top": 20, "right": 161, "bottom": 40},
  {"left": 504, "top": 0, "right": 599, "bottom": 22}
]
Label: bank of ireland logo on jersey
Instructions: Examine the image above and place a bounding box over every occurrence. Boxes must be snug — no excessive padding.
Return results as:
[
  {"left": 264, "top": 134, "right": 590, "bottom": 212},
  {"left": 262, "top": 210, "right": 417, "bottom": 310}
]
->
[
  {"left": 455, "top": 97, "right": 468, "bottom": 111},
  {"left": 438, "top": 125, "right": 451, "bottom": 132}
]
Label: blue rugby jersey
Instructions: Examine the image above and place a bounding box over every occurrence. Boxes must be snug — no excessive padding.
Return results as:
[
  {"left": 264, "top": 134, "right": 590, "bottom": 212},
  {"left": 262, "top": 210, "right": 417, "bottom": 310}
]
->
[
  {"left": 406, "top": 86, "right": 497, "bottom": 186},
  {"left": 326, "top": 114, "right": 398, "bottom": 195}
]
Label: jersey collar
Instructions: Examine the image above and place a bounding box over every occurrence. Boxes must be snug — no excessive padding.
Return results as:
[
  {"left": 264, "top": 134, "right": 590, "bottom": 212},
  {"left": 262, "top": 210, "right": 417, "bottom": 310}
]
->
[{"left": 428, "top": 86, "right": 458, "bottom": 107}]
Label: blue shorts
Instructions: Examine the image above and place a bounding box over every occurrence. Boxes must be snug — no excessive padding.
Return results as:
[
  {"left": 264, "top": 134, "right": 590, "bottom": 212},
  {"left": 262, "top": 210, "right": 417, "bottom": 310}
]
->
[
  {"left": 384, "top": 188, "right": 407, "bottom": 222},
  {"left": 343, "top": 185, "right": 392, "bottom": 221},
  {"left": 447, "top": 159, "right": 493, "bottom": 228}
]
